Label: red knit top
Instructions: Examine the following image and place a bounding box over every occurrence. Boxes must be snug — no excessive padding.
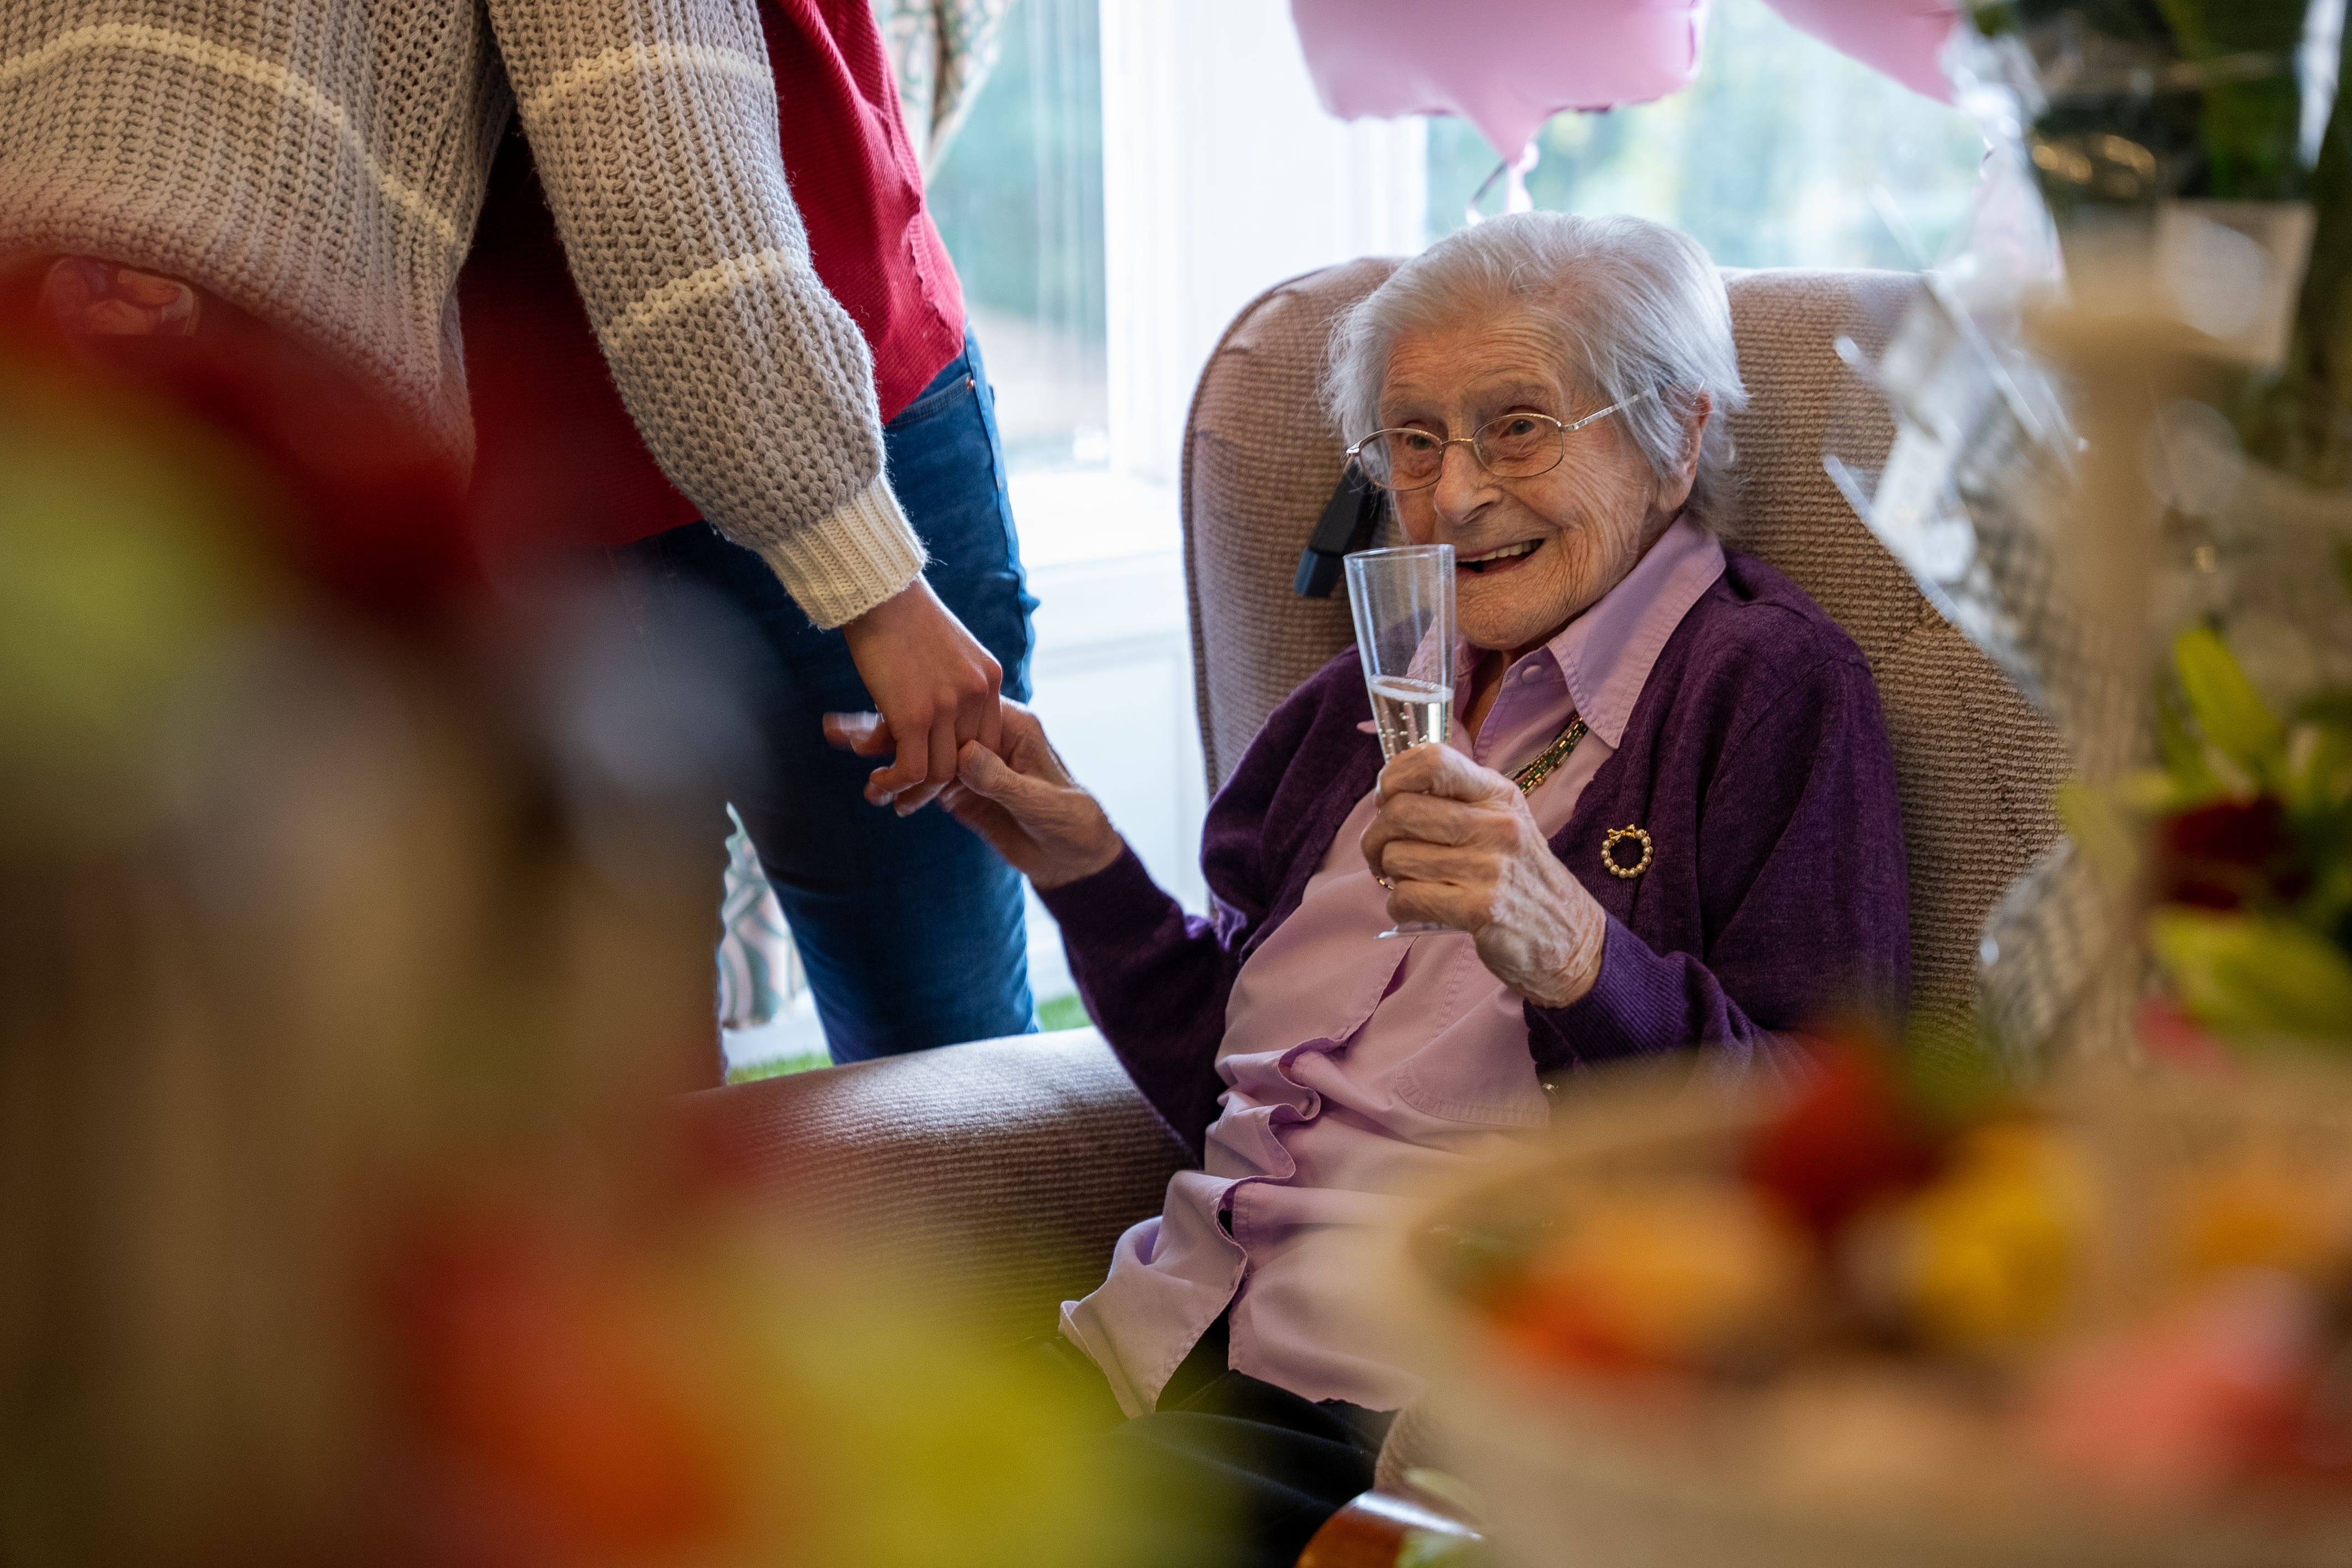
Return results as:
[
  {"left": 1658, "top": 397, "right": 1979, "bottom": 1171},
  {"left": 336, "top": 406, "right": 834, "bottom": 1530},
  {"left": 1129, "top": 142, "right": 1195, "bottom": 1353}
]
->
[{"left": 462, "top": 0, "right": 969, "bottom": 557}]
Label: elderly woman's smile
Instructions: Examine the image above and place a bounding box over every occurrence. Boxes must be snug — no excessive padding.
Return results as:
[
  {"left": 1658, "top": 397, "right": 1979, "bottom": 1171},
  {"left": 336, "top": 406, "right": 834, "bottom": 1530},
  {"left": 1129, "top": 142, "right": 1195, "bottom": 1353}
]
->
[
  {"left": 1378, "top": 313, "right": 1703, "bottom": 670},
  {"left": 1457, "top": 541, "right": 1538, "bottom": 571}
]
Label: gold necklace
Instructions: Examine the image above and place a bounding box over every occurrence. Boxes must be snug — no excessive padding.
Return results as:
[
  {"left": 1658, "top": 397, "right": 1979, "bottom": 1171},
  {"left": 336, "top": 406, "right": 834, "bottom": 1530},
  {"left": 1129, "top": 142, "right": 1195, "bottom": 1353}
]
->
[{"left": 1510, "top": 716, "right": 1588, "bottom": 794}]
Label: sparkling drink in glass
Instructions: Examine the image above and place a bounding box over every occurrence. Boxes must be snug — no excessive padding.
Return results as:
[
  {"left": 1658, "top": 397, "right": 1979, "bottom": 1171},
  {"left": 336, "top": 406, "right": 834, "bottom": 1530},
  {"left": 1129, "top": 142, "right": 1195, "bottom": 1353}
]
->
[
  {"left": 1366, "top": 674, "right": 1451, "bottom": 757},
  {"left": 1344, "top": 543, "right": 1455, "bottom": 937}
]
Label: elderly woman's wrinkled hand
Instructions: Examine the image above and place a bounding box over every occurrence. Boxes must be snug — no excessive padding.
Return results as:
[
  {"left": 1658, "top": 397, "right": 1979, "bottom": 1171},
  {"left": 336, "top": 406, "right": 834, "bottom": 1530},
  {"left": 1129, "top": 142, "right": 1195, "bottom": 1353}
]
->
[
  {"left": 1360, "top": 744, "right": 1606, "bottom": 1009},
  {"left": 933, "top": 701, "right": 1124, "bottom": 890}
]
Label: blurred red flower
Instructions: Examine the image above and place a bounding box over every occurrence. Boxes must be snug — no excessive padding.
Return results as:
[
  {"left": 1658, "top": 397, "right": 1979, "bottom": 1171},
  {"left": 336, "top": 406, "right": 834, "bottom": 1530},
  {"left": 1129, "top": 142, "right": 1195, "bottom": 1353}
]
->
[
  {"left": 1743, "top": 1036, "right": 1942, "bottom": 1242},
  {"left": 2151, "top": 796, "right": 2307, "bottom": 912}
]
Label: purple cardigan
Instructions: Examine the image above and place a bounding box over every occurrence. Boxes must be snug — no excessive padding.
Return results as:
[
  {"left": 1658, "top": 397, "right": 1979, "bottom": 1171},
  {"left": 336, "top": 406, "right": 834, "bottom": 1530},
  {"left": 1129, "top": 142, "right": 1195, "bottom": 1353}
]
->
[{"left": 1039, "top": 551, "right": 1911, "bottom": 1156}]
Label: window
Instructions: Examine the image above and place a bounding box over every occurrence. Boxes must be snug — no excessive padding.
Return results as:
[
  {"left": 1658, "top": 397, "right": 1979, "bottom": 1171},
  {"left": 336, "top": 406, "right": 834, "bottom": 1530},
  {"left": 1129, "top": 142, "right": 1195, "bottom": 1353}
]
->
[
  {"left": 923, "top": 0, "right": 1109, "bottom": 473},
  {"left": 1426, "top": 0, "right": 1986, "bottom": 268}
]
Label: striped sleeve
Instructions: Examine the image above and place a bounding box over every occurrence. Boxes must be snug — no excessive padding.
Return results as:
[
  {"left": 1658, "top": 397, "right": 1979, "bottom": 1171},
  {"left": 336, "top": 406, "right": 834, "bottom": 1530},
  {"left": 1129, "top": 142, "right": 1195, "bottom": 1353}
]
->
[{"left": 481, "top": 0, "right": 925, "bottom": 627}]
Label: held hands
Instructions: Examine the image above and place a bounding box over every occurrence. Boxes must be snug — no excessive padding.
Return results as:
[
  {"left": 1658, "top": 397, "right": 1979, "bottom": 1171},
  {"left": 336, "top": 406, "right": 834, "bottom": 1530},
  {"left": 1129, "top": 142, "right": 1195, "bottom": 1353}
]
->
[
  {"left": 941, "top": 702, "right": 1122, "bottom": 889},
  {"left": 837, "top": 578, "right": 1005, "bottom": 813},
  {"left": 1360, "top": 744, "right": 1607, "bottom": 1009},
  {"left": 830, "top": 699, "right": 1122, "bottom": 889}
]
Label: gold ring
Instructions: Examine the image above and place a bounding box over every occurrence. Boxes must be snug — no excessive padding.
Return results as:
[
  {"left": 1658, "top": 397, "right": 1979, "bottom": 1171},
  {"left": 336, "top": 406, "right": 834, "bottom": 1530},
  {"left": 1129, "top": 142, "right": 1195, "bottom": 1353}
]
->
[
  {"left": 1376, "top": 875, "right": 1395, "bottom": 891},
  {"left": 1601, "top": 825, "right": 1653, "bottom": 880}
]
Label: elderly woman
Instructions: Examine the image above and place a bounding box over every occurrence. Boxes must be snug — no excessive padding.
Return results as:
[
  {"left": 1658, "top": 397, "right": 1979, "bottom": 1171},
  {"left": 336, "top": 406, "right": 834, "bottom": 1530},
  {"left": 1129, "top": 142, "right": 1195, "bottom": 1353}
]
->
[{"left": 919, "top": 211, "right": 1908, "bottom": 1562}]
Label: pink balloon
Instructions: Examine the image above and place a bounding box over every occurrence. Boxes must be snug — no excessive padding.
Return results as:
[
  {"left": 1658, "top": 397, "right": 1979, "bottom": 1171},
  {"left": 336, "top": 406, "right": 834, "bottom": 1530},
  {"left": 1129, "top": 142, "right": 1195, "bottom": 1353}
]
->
[
  {"left": 1760, "top": 0, "right": 1960, "bottom": 103},
  {"left": 1290, "top": 0, "right": 1962, "bottom": 161},
  {"left": 1288, "top": 0, "right": 1707, "bottom": 161}
]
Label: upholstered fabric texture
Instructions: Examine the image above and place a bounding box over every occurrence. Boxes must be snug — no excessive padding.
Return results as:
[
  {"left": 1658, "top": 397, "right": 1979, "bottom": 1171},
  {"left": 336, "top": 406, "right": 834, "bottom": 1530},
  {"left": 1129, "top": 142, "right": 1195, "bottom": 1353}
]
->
[
  {"left": 678, "top": 1029, "right": 1187, "bottom": 1342},
  {"left": 1181, "top": 263, "right": 2067, "bottom": 1017},
  {"left": 1183, "top": 257, "right": 1408, "bottom": 792}
]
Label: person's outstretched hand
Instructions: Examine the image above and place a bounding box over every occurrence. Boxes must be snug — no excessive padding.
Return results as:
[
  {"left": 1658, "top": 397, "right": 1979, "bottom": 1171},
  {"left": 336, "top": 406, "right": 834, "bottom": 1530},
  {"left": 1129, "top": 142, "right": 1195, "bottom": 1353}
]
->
[
  {"left": 837, "top": 577, "right": 1004, "bottom": 813},
  {"left": 934, "top": 701, "right": 1122, "bottom": 889}
]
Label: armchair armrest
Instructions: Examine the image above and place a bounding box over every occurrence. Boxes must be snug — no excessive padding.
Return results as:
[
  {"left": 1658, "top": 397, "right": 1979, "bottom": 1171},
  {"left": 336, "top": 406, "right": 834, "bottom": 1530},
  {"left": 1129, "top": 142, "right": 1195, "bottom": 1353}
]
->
[{"left": 676, "top": 1028, "right": 1189, "bottom": 1343}]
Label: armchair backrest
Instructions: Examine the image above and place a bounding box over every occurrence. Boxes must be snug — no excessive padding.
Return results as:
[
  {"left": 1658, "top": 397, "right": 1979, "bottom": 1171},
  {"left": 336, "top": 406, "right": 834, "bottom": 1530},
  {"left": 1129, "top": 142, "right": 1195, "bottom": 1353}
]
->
[{"left": 1178, "top": 262, "right": 2067, "bottom": 1017}]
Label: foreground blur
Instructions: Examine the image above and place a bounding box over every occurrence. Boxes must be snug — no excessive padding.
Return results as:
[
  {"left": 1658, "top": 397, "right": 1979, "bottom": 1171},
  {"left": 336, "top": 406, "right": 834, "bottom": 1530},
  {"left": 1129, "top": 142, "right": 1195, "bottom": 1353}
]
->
[{"left": 0, "top": 323, "right": 1148, "bottom": 1567}]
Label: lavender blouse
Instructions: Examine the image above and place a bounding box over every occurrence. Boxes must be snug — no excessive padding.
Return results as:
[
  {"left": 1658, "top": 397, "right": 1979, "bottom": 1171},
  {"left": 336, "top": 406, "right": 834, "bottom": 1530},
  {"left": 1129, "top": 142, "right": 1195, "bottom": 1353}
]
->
[{"left": 1038, "top": 534, "right": 1910, "bottom": 1415}]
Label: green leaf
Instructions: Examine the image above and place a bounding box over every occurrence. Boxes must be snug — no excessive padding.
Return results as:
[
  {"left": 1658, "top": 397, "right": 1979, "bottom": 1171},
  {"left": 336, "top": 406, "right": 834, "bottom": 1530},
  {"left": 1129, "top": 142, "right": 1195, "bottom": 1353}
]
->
[
  {"left": 2115, "top": 767, "right": 2185, "bottom": 814},
  {"left": 2173, "top": 627, "right": 2287, "bottom": 787},
  {"left": 2286, "top": 720, "right": 2352, "bottom": 816},
  {"left": 2058, "top": 779, "right": 2145, "bottom": 885},
  {"left": 2303, "top": 690, "right": 2352, "bottom": 733},
  {"left": 2231, "top": 0, "right": 2352, "bottom": 482},
  {"left": 2155, "top": 0, "right": 2314, "bottom": 200},
  {"left": 2285, "top": 720, "right": 2352, "bottom": 937},
  {"left": 2155, "top": 687, "right": 2226, "bottom": 805},
  {"left": 2304, "top": 856, "right": 2352, "bottom": 947},
  {"left": 2150, "top": 907, "right": 2352, "bottom": 1046}
]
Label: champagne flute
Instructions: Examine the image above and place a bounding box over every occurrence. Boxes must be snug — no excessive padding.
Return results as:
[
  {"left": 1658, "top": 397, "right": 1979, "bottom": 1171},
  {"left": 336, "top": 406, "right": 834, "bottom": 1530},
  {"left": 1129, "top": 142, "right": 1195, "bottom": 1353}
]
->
[{"left": 1344, "top": 544, "right": 1455, "bottom": 937}]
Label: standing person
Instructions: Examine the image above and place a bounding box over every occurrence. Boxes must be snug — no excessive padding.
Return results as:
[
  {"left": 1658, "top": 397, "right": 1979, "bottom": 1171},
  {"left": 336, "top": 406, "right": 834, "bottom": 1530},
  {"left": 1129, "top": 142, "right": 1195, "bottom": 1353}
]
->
[
  {"left": 461, "top": 1, "right": 1038, "bottom": 1064},
  {"left": 1, "top": 1, "right": 1019, "bottom": 1068}
]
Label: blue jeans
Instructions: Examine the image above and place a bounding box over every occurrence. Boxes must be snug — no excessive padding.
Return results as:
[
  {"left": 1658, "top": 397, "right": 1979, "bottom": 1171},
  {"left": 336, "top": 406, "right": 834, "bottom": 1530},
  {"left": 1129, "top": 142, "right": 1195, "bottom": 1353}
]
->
[{"left": 625, "top": 332, "right": 1040, "bottom": 1062}]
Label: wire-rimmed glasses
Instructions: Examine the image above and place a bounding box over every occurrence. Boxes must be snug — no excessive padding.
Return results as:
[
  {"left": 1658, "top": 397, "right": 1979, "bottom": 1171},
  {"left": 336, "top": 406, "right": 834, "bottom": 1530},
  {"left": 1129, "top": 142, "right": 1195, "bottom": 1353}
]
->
[{"left": 1345, "top": 388, "right": 1656, "bottom": 493}]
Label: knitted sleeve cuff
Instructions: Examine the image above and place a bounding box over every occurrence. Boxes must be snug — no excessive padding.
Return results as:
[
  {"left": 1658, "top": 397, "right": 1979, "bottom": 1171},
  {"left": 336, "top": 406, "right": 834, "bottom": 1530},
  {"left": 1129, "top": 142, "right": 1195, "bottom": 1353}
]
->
[{"left": 749, "top": 474, "right": 929, "bottom": 628}]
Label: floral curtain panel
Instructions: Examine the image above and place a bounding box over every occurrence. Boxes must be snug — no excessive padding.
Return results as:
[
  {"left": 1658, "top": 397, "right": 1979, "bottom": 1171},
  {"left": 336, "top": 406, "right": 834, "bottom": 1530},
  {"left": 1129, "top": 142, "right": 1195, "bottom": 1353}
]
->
[{"left": 875, "top": 0, "right": 1015, "bottom": 171}]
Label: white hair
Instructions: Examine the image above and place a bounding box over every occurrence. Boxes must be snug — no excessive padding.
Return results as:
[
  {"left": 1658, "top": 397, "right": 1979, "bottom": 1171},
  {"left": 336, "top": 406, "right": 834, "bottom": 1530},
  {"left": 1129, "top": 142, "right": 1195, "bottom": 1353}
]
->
[{"left": 1322, "top": 211, "right": 1750, "bottom": 532}]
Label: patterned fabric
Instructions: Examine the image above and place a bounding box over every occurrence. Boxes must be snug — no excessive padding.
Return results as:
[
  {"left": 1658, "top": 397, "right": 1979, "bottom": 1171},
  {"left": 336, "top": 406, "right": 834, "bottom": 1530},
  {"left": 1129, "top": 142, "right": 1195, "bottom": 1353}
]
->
[
  {"left": 1973, "top": 839, "right": 2148, "bottom": 1074},
  {"left": 1178, "top": 264, "right": 2069, "bottom": 1019},
  {"left": 1831, "top": 277, "right": 2152, "bottom": 1067},
  {"left": 717, "top": 806, "right": 801, "bottom": 1031},
  {"left": 873, "top": 0, "right": 1012, "bottom": 170},
  {"left": 1, "top": 0, "right": 927, "bottom": 628},
  {"left": 675, "top": 1031, "right": 1190, "bottom": 1344}
]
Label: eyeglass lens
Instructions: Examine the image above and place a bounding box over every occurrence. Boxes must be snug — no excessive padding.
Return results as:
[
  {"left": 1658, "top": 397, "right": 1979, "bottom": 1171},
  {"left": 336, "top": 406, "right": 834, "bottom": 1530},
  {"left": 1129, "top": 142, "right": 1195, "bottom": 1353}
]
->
[{"left": 1364, "top": 414, "right": 1564, "bottom": 490}]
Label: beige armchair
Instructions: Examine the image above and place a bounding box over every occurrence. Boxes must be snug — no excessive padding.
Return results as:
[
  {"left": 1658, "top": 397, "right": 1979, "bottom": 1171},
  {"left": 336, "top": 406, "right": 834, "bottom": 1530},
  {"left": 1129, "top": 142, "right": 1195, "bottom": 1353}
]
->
[{"left": 683, "top": 263, "right": 2066, "bottom": 1349}]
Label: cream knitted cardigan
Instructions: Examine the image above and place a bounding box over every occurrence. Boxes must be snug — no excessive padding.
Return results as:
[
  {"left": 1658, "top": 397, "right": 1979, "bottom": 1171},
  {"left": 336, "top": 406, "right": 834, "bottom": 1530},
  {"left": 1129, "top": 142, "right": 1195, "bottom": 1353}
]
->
[{"left": 0, "top": 1, "right": 926, "bottom": 627}]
